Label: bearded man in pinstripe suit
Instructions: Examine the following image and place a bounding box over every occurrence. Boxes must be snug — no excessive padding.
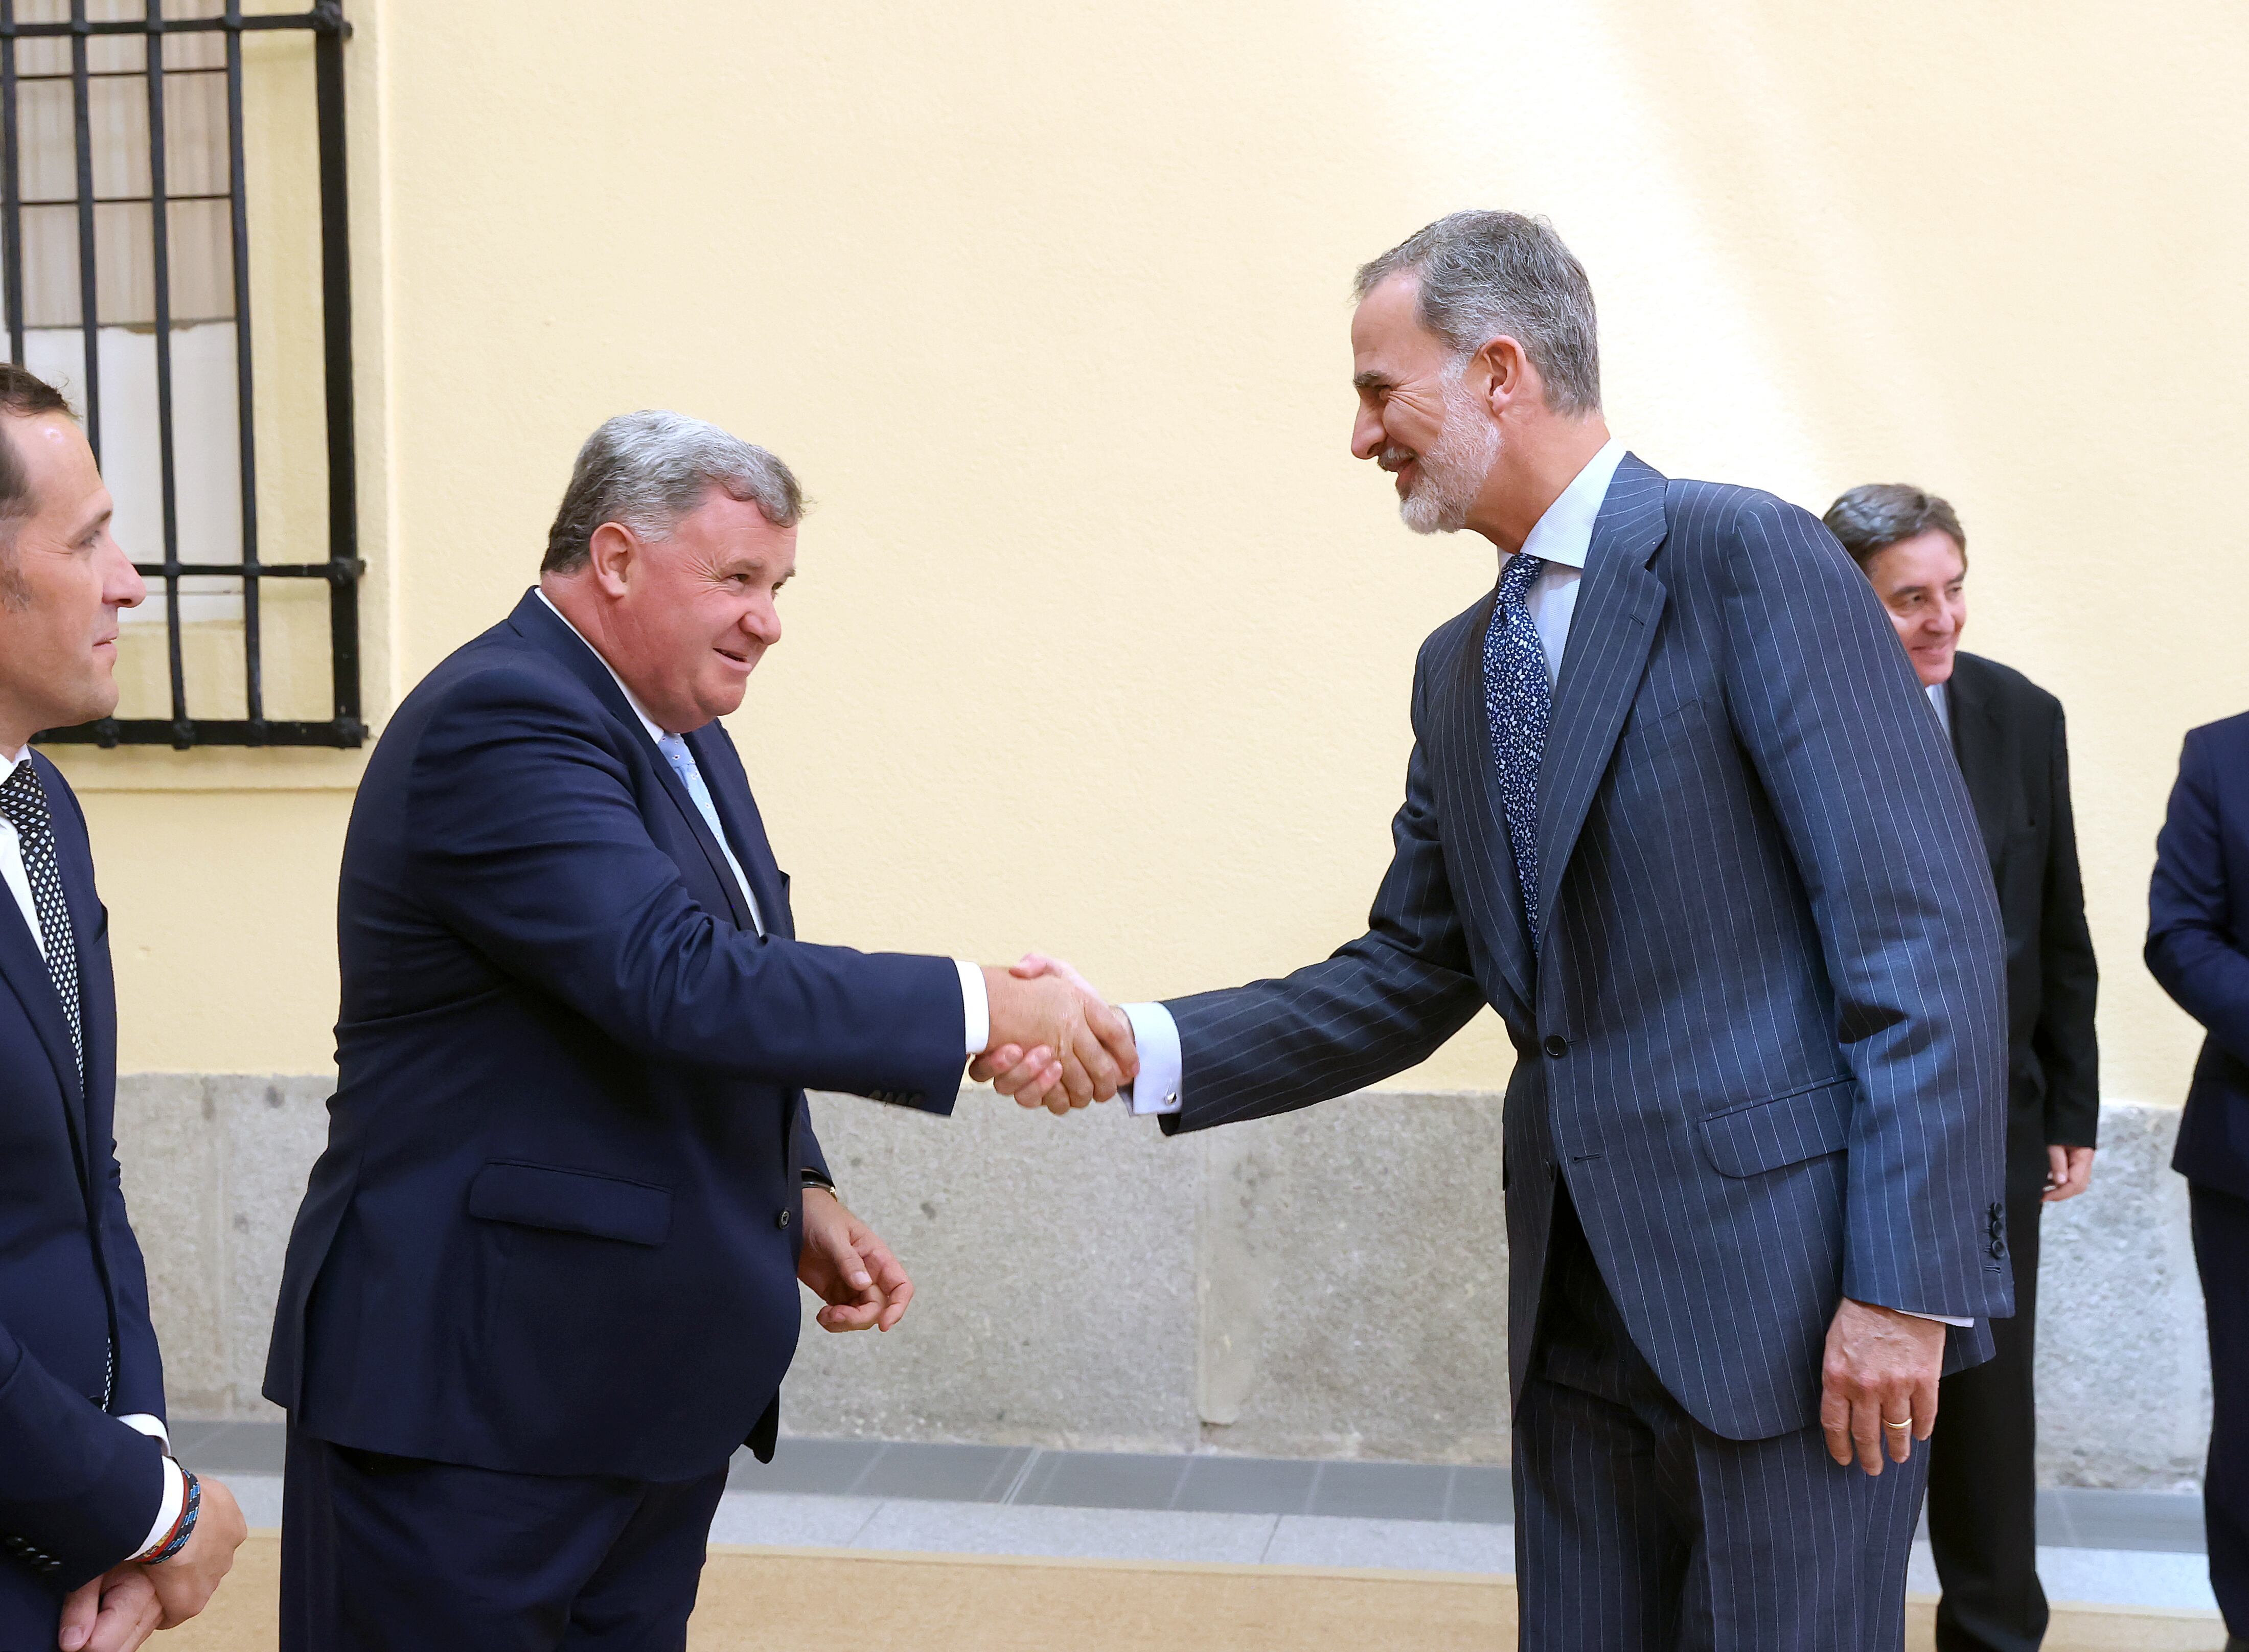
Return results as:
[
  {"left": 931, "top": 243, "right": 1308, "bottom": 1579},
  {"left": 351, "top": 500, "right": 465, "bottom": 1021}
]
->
[{"left": 978, "top": 212, "right": 2011, "bottom": 1649}]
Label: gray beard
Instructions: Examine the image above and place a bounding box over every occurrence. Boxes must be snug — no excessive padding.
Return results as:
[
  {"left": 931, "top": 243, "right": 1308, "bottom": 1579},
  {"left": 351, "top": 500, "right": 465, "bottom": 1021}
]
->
[{"left": 1399, "top": 388, "right": 1499, "bottom": 535}]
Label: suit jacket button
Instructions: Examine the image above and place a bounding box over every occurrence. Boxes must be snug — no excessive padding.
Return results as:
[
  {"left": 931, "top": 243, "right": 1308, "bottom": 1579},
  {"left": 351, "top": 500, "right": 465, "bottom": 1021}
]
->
[
  {"left": 1542, "top": 1035, "right": 1569, "bottom": 1059},
  {"left": 777, "top": 1209, "right": 792, "bottom": 1230},
  {"left": 1988, "top": 1239, "right": 2004, "bottom": 1258}
]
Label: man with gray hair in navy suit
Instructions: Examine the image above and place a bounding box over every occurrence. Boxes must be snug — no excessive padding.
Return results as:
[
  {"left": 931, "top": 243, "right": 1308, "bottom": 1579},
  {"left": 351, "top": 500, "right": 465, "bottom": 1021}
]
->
[{"left": 985, "top": 212, "right": 2011, "bottom": 1648}]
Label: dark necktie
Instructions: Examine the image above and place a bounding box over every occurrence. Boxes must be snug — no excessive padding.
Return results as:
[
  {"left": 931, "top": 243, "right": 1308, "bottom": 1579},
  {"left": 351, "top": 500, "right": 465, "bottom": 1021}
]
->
[
  {"left": 1482, "top": 552, "right": 1551, "bottom": 943},
  {"left": 0, "top": 759, "right": 82, "bottom": 1079}
]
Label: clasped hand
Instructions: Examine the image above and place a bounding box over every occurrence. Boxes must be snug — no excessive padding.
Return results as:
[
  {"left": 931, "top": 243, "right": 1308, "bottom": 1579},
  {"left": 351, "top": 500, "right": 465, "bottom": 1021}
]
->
[
  {"left": 58, "top": 1471, "right": 248, "bottom": 1652},
  {"left": 971, "top": 956, "right": 1136, "bottom": 1115}
]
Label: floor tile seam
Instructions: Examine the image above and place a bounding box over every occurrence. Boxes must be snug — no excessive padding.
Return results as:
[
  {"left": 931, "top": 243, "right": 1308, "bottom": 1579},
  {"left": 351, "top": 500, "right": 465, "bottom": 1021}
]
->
[
  {"left": 839, "top": 1442, "right": 884, "bottom": 1499},
  {"left": 1254, "top": 1513, "right": 1284, "bottom": 1564},
  {"left": 837, "top": 1496, "right": 887, "bottom": 1548}
]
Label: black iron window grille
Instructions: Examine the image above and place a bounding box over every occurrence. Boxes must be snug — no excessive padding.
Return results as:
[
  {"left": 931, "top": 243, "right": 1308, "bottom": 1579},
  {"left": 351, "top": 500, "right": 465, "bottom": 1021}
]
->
[{"left": 11, "top": 0, "right": 360, "bottom": 750}]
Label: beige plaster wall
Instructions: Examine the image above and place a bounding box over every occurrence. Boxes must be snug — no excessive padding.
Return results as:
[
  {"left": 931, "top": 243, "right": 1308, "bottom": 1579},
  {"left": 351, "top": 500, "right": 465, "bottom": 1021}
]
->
[{"left": 51, "top": 1, "right": 2249, "bottom": 1108}]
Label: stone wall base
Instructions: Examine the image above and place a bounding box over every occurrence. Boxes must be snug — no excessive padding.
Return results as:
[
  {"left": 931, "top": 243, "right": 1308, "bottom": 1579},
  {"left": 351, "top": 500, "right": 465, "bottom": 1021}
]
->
[{"left": 113, "top": 1076, "right": 2206, "bottom": 1486}]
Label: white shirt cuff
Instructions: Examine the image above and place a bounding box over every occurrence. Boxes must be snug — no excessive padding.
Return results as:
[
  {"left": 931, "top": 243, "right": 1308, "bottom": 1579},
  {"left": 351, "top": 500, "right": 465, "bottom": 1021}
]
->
[
  {"left": 1120, "top": 1002, "right": 1182, "bottom": 1116},
  {"left": 117, "top": 1414, "right": 170, "bottom": 1450},
  {"left": 1900, "top": 1310, "right": 1975, "bottom": 1328},
  {"left": 954, "top": 959, "right": 989, "bottom": 1057},
  {"left": 129, "top": 1454, "right": 186, "bottom": 1562}
]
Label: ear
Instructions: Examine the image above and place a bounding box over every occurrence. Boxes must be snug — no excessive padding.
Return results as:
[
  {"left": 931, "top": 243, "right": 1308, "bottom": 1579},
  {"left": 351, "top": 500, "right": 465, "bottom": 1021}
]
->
[
  {"left": 1475, "top": 334, "right": 1538, "bottom": 417},
  {"left": 586, "top": 521, "right": 637, "bottom": 599}
]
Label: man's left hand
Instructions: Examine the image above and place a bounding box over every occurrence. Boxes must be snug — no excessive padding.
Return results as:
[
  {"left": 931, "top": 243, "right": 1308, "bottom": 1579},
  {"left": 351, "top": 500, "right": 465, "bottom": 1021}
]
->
[
  {"left": 797, "top": 1187, "right": 913, "bottom": 1333},
  {"left": 1819, "top": 1298, "right": 1945, "bottom": 1476},
  {"left": 2044, "top": 1144, "right": 2096, "bottom": 1203},
  {"left": 57, "top": 1564, "right": 161, "bottom": 1652}
]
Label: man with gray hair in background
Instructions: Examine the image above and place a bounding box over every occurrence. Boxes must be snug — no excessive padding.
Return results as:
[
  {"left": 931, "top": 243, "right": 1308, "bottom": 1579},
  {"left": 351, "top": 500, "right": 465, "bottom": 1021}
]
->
[
  {"left": 263, "top": 410, "right": 1137, "bottom": 1650},
  {"left": 1826, "top": 481, "right": 2099, "bottom": 1652},
  {"left": 987, "top": 212, "right": 2011, "bottom": 1646}
]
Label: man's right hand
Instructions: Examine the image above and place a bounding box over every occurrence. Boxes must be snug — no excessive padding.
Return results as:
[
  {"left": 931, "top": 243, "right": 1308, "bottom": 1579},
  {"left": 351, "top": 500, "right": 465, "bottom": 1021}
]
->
[
  {"left": 981, "top": 963, "right": 1137, "bottom": 1114},
  {"left": 145, "top": 1474, "right": 247, "bottom": 1630}
]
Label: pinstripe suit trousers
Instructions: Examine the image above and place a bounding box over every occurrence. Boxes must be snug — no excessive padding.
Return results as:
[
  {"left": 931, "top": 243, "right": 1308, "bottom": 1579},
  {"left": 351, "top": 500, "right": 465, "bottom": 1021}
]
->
[{"left": 1516, "top": 1188, "right": 1926, "bottom": 1651}]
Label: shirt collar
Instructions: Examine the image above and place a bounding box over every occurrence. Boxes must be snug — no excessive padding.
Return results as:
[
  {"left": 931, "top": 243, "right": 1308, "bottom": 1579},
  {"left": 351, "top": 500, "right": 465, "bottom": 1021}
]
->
[
  {"left": 1513, "top": 435, "right": 1627, "bottom": 573},
  {"left": 534, "top": 587, "right": 671, "bottom": 746},
  {"left": 0, "top": 745, "right": 24, "bottom": 785}
]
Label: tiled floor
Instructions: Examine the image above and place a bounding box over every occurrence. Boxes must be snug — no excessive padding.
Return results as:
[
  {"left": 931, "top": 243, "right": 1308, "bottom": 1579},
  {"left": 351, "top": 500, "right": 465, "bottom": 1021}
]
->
[
  {"left": 708, "top": 1434, "right": 1510, "bottom": 1523},
  {"left": 170, "top": 1421, "right": 2218, "bottom": 1610}
]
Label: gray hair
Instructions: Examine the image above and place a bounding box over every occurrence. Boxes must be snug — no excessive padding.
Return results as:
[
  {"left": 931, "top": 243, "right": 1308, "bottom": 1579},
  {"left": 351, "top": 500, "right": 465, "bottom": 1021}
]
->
[
  {"left": 543, "top": 409, "right": 805, "bottom": 574},
  {"left": 1821, "top": 483, "right": 1967, "bottom": 572},
  {"left": 1354, "top": 211, "right": 1602, "bottom": 416}
]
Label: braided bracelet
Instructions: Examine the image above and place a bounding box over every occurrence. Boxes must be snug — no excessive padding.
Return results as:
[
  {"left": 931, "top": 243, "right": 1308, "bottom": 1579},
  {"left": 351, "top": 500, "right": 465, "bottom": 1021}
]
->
[{"left": 147, "top": 1470, "right": 201, "bottom": 1565}]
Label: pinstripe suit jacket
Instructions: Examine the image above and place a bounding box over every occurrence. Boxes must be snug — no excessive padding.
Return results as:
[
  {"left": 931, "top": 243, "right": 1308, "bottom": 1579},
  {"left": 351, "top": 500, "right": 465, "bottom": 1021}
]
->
[{"left": 1161, "top": 454, "right": 2011, "bottom": 1442}]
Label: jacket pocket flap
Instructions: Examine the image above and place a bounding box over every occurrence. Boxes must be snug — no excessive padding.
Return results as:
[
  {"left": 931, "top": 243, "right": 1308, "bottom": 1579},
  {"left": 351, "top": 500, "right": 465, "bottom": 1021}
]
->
[
  {"left": 1700, "top": 1079, "right": 1854, "bottom": 1178},
  {"left": 467, "top": 1161, "right": 673, "bottom": 1246}
]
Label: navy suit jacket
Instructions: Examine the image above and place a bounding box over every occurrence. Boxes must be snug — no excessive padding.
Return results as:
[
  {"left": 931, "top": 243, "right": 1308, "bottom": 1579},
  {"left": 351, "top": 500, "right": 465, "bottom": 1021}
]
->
[
  {"left": 0, "top": 753, "right": 167, "bottom": 1590},
  {"left": 1159, "top": 457, "right": 2012, "bottom": 1442},
  {"left": 263, "top": 592, "right": 967, "bottom": 1482},
  {"left": 2151, "top": 710, "right": 2249, "bottom": 1197}
]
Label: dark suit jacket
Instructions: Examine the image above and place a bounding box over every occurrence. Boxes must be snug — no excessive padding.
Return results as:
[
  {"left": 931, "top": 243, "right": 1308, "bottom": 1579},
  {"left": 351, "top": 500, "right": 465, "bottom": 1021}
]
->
[
  {"left": 0, "top": 752, "right": 167, "bottom": 1590},
  {"left": 1947, "top": 652, "right": 2100, "bottom": 1180},
  {"left": 1159, "top": 456, "right": 2011, "bottom": 1442},
  {"left": 2150, "top": 709, "right": 2249, "bottom": 1198},
  {"left": 263, "top": 592, "right": 967, "bottom": 1482}
]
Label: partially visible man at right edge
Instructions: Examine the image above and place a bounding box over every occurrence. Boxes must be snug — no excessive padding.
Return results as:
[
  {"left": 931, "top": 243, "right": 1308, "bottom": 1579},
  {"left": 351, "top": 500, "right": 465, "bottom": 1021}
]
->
[
  {"left": 2148, "top": 701, "right": 2249, "bottom": 1652},
  {"left": 1825, "top": 485, "right": 2099, "bottom": 1652}
]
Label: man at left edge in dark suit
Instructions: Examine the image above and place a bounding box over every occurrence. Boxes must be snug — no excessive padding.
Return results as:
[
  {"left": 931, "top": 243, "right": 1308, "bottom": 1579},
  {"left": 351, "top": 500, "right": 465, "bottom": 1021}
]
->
[
  {"left": 1827, "top": 483, "right": 2101, "bottom": 1652},
  {"left": 0, "top": 364, "right": 248, "bottom": 1650}
]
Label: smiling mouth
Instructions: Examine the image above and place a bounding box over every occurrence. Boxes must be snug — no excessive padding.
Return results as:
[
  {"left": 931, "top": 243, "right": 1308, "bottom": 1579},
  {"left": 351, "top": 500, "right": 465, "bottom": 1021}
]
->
[{"left": 716, "top": 646, "right": 750, "bottom": 666}]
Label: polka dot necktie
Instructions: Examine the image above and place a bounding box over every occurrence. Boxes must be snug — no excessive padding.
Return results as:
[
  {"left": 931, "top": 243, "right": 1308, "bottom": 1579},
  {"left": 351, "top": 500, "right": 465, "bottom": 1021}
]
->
[
  {"left": 1481, "top": 552, "right": 1551, "bottom": 945},
  {"left": 0, "top": 759, "right": 82, "bottom": 1080}
]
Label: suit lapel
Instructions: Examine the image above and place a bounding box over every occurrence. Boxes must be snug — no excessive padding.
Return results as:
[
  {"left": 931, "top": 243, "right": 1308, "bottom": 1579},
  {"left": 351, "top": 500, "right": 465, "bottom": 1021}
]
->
[
  {"left": 1428, "top": 595, "right": 1534, "bottom": 1017},
  {"left": 0, "top": 783, "right": 89, "bottom": 1179},
  {"left": 686, "top": 724, "right": 791, "bottom": 940},
  {"left": 648, "top": 753, "right": 758, "bottom": 934},
  {"left": 1535, "top": 455, "right": 1671, "bottom": 938},
  {"left": 1945, "top": 658, "right": 2009, "bottom": 860},
  {"left": 510, "top": 592, "right": 756, "bottom": 933}
]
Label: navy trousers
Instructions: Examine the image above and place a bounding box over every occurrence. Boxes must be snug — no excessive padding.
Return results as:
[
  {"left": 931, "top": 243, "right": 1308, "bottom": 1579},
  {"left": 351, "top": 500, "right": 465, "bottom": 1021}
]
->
[
  {"left": 0, "top": 1557, "right": 60, "bottom": 1652},
  {"left": 1515, "top": 1190, "right": 1929, "bottom": 1651},
  {"left": 280, "top": 1430, "right": 730, "bottom": 1652},
  {"left": 2192, "top": 1182, "right": 2249, "bottom": 1636}
]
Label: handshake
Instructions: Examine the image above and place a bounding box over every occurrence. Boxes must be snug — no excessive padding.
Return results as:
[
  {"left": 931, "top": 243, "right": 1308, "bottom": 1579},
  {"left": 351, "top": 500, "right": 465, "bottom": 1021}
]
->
[{"left": 974, "top": 956, "right": 1137, "bottom": 1114}]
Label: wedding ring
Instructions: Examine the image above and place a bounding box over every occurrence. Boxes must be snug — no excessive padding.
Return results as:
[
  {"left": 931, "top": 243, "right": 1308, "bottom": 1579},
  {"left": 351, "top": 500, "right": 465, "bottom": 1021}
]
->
[{"left": 1883, "top": 1418, "right": 1913, "bottom": 1431}]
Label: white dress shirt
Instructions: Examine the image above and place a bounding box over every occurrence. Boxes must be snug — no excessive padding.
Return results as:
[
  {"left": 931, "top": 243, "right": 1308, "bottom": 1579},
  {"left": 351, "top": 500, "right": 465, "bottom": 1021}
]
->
[
  {"left": 533, "top": 592, "right": 988, "bottom": 1052},
  {"left": 1927, "top": 680, "right": 1952, "bottom": 738},
  {"left": 1109, "top": 455, "right": 1969, "bottom": 1327},
  {"left": 2, "top": 748, "right": 186, "bottom": 1551}
]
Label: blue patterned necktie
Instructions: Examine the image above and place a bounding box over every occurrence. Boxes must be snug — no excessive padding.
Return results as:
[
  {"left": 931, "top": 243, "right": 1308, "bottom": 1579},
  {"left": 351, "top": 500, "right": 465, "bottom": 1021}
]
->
[{"left": 1482, "top": 552, "right": 1551, "bottom": 943}]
